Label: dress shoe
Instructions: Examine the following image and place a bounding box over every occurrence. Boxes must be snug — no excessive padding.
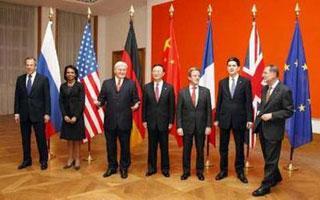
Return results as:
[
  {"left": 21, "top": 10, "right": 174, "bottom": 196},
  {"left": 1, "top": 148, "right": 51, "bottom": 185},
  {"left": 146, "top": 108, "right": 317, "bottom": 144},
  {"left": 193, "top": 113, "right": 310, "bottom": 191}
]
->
[
  {"left": 162, "top": 171, "right": 170, "bottom": 178},
  {"left": 120, "top": 169, "right": 128, "bottom": 179},
  {"left": 197, "top": 173, "right": 205, "bottom": 181},
  {"left": 252, "top": 185, "right": 270, "bottom": 197},
  {"left": 145, "top": 171, "right": 156, "bottom": 177},
  {"left": 103, "top": 168, "right": 117, "bottom": 177},
  {"left": 180, "top": 173, "right": 190, "bottom": 180},
  {"left": 215, "top": 171, "right": 228, "bottom": 180},
  {"left": 63, "top": 160, "right": 75, "bottom": 169},
  {"left": 237, "top": 173, "right": 248, "bottom": 183},
  {"left": 17, "top": 161, "right": 32, "bottom": 169},
  {"left": 74, "top": 165, "right": 80, "bottom": 170},
  {"left": 40, "top": 163, "right": 48, "bottom": 170}
]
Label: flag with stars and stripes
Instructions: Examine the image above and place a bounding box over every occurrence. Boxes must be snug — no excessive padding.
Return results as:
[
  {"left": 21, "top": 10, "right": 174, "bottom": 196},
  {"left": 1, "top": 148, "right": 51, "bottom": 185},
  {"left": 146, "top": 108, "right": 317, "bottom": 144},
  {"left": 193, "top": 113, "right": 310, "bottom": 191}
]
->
[
  {"left": 76, "top": 22, "right": 104, "bottom": 143},
  {"left": 283, "top": 20, "right": 312, "bottom": 148},
  {"left": 242, "top": 20, "right": 265, "bottom": 149}
]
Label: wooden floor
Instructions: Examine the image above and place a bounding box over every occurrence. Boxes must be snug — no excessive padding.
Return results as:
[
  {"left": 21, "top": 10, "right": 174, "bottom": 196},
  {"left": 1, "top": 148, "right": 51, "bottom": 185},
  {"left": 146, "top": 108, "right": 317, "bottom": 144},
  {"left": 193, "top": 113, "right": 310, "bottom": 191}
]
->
[{"left": 0, "top": 115, "right": 319, "bottom": 200}]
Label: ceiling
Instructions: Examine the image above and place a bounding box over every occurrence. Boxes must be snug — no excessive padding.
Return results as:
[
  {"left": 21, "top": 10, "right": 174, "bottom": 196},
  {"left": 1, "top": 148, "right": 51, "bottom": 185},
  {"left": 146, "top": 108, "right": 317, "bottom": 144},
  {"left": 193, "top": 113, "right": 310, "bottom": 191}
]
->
[{"left": 1, "top": 0, "right": 147, "bottom": 16}]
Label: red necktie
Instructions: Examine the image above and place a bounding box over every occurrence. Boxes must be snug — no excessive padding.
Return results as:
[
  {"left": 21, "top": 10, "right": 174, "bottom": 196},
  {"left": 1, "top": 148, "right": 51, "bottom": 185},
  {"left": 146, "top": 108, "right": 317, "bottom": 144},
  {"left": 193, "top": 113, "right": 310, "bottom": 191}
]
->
[
  {"left": 116, "top": 79, "right": 121, "bottom": 92},
  {"left": 191, "top": 86, "right": 196, "bottom": 107},
  {"left": 155, "top": 83, "right": 160, "bottom": 102}
]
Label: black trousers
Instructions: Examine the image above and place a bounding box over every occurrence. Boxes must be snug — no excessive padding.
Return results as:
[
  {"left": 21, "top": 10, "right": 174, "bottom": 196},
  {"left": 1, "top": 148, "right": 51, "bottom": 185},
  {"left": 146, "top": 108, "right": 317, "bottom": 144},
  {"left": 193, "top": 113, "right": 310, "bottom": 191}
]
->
[
  {"left": 20, "top": 119, "right": 48, "bottom": 164},
  {"left": 147, "top": 125, "right": 169, "bottom": 172},
  {"left": 259, "top": 131, "right": 282, "bottom": 188},
  {"left": 105, "top": 127, "right": 131, "bottom": 170},
  {"left": 219, "top": 128, "right": 245, "bottom": 174},
  {"left": 182, "top": 130, "right": 205, "bottom": 174}
]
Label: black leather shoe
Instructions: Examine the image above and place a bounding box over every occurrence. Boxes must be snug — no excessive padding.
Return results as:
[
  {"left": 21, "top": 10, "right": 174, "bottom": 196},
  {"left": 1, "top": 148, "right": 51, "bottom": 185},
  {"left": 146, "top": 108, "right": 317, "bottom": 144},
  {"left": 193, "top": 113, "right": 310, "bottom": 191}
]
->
[
  {"left": 17, "top": 161, "right": 32, "bottom": 169},
  {"left": 162, "top": 171, "right": 170, "bottom": 178},
  {"left": 215, "top": 171, "right": 228, "bottom": 180},
  {"left": 252, "top": 186, "right": 270, "bottom": 197},
  {"left": 120, "top": 169, "right": 128, "bottom": 179},
  {"left": 63, "top": 160, "right": 75, "bottom": 169},
  {"left": 145, "top": 171, "right": 156, "bottom": 177},
  {"left": 180, "top": 173, "right": 190, "bottom": 180},
  {"left": 40, "top": 163, "right": 48, "bottom": 170},
  {"left": 197, "top": 173, "right": 205, "bottom": 181},
  {"left": 237, "top": 173, "right": 248, "bottom": 183},
  {"left": 103, "top": 168, "right": 117, "bottom": 178}
]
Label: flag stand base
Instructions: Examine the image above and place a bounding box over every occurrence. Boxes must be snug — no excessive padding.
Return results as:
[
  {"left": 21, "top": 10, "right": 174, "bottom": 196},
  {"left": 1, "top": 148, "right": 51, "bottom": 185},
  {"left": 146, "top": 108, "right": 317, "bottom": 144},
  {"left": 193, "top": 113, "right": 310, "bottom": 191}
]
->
[
  {"left": 48, "top": 152, "right": 55, "bottom": 160},
  {"left": 205, "top": 159, "right": 213, "bottom": 168},
  {"left": 284, "top": 162, "right": 298, "bottom": 171},
  {"left": 245, "top": 160, "right": 253, "bottom": 169},
  {"left": 83, "top": 152, "right": 95, "bottom": 164}
]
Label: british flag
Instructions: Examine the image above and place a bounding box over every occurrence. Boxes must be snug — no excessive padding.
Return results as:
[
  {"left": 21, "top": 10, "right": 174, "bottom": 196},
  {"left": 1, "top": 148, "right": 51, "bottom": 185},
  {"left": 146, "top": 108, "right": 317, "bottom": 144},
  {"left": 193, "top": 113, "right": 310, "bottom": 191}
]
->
[
  {"left": 242, "top": 20, "right": 265, "bottom": 148},
  {"left": 76, "top": 22, "right": 104, "bottom": 142}
]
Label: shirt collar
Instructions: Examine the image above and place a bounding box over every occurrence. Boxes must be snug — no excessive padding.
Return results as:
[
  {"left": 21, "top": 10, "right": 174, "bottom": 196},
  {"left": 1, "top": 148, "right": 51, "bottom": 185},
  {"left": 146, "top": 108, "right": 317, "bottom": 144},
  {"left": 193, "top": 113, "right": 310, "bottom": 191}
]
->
[
  {"left": 270, "top": 79, "right": 279, "bottom": 89},
  {"left": 229, "top": 74, "right": 239, "bottom": 81},
  {"left": 154, "top": 80, "right": 163, "bottom": 86}
]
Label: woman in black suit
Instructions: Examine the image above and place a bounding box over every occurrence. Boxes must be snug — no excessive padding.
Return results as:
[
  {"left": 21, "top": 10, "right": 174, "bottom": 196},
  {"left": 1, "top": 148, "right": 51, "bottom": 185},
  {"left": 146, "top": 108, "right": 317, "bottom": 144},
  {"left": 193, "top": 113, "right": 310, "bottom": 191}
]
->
[{"left": 59, "top": 65, "right": 85, "bottom": 170}]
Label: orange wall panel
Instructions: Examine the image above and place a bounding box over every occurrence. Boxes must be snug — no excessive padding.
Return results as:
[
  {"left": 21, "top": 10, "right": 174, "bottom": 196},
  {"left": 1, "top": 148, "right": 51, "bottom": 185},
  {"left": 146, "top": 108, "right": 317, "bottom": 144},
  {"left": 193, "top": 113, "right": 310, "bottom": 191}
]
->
[{"left": 152, "top": 0, "right": 320, "bottom": 117}]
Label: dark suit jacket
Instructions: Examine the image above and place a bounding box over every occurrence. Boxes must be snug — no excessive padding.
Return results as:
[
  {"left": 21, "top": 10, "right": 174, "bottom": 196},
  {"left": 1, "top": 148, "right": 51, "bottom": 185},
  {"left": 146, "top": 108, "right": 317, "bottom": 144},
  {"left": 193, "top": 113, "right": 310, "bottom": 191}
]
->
[
  {"left": 216, "top": 76, "right": 253, "bottom": 130},
  {"left": 142, "top": 81, "right": 175, "bottom": 131},
  {"left": 14, "top": 73, "right": 51, "bottom": 122},
  {"left": 98, "top": 77, "right": 139, "bottom": 132},
  {"left": 59, "top": 82, "right": 85, "bottom": 119},
  {"left": 176, "top": 86, "right": 212, "bottom": 134},
  {"left": 254, "top": 81, "right": 294, "bottom": 141}
]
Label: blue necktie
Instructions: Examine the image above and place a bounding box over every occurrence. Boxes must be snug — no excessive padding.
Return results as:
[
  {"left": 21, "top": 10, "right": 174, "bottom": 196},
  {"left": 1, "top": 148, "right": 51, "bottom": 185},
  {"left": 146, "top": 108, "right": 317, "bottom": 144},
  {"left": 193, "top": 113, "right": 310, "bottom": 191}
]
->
[{"left": 27, "top": 74, "right": 32, "bottom": 95}]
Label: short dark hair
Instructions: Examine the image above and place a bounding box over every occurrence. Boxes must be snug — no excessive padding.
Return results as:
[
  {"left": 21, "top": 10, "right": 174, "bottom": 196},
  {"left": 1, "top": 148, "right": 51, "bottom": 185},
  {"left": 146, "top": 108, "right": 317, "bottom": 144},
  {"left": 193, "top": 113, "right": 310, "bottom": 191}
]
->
[
  {"left": 64, "top": 65, "right": 79, "bottom": 81},
  {"left": 267, "top": 64, "right": 279, "bottom": 77},
  {"left": 188, "top": 67, "right": 201, "bottom": 77},
  {"left": 226, "top": 57, "right": 240, "bottom": 66},
  {"left": 24, "top": 57, "right": 37, "bottom": 65},
  {"left": 152, "top": 64, "right": 165, "bottom": 72}
]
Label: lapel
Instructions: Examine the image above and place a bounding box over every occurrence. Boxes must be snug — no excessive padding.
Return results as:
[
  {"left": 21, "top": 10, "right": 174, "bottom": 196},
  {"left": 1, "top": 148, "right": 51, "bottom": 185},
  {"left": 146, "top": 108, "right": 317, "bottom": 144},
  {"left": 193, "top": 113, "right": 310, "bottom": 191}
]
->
[
  {"left": 224, "top": 79, "right": 232, "bottom": 99},
  {"left": 232, "top": 76, "right": 243, "bottom": 98},
  {"left": 264, "top": 82, "right": 281, "bottom": 109},
  {"left": 150, "top": 82, "right": 157, "bottom": 103},
  {"left": 22, "top": 74, "right": 28, "bottom": 94},
  {"left": 29, "top": 73, "right": 40, "bottom": 96},
  {"left": 113, "top": 77, "right": 127, "bottom": 93},
  {"left": 186, "top": 86, "right": 198, "bottom": 109},
  {"left": 157, "top": 82, "right": 167, "bottom": 103}
]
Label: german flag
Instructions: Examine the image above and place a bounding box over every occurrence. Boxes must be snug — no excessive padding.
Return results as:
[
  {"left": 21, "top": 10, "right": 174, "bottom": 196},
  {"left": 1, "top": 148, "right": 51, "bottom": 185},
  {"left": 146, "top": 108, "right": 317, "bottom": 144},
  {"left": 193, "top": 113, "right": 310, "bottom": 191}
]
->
[{"left": 122, "top": 19, "right": 145, "bottom": 147}]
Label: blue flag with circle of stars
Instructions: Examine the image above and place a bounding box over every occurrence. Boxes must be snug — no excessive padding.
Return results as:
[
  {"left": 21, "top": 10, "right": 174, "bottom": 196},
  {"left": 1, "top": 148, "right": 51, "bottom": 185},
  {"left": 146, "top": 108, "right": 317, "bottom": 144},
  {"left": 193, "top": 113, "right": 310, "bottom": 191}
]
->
[{"left": 283, "top": 20, "right": 312, "bottom": 148}]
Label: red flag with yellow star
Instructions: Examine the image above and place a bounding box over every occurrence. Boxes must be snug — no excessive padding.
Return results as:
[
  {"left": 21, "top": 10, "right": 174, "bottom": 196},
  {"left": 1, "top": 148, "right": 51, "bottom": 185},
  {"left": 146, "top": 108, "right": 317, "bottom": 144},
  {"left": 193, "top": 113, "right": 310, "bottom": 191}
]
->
[{"left": 162, "top": 16, "right": 182, "bottom": 147}]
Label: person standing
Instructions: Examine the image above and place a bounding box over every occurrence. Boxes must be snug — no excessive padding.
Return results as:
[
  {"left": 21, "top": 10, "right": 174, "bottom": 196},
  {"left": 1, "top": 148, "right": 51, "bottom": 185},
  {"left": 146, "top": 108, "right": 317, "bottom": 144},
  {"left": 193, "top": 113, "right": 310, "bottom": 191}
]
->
[
  {"left": 252, "top": 65, "right": 294, "bottom": 196},
  {"left": 59, "top": 65, "right": 85, "bottom": 170},
  {"left": 96, "top": 61, "right": 140, "bottom": 179},
  {"left": 177, "top": 67, "right": 212, "bottom": 181},
  {"left": 143, "top": 64, "right": 175, "bottom": 177},
  {"left": 14, "top": 57, "right": 51, "bottom": 170},
  {"left": 215, "top": 57, "right": 253, "bottom": 183}
]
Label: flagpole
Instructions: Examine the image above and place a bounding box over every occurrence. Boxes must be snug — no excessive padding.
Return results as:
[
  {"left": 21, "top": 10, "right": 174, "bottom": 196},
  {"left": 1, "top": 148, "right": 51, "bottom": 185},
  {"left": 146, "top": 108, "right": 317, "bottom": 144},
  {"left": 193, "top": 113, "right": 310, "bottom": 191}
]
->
[
  {"left": 284, "top": 2, "right": 300, "bottom": 172},
  {"left": 82, "top": 7, "right": 95, "bottom": 164},
  {"left": 204, "top": 4, "right": 213, "bottom": 168},
  {"left": 245, "top": 4, "right": 257, "bottom": 169},
  {"left": 47, "top": 7, "right": 55, "bottom": 161}
]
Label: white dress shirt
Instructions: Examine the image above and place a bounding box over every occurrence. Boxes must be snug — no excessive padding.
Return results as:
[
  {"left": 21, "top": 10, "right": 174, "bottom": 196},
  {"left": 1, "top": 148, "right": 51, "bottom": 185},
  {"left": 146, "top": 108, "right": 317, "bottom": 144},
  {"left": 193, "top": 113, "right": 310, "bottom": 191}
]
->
[
  {"left": 189, "top": 84, "right": 199, "bottom": 106},
  {"left": 229, "top": 74, "right": 239, "bottom": 94},
  {"left": 25, "top": 71, "right": 36, "bottom": 87}
]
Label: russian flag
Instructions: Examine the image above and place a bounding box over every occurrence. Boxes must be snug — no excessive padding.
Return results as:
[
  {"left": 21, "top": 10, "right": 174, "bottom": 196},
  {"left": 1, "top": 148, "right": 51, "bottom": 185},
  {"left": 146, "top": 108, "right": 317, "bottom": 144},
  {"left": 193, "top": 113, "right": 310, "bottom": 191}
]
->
[
  {"left": 37, "top": 21, "right": 61, "bottom": 139},
  {"left": 199, "top": 19, "right": 216, "bottom": 146}
]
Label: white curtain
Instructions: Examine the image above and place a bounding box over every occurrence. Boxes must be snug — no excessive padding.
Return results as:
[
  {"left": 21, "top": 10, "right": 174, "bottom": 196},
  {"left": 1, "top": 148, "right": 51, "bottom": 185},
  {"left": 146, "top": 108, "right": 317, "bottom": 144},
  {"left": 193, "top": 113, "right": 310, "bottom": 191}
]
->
[
  {"left": 56, "top": 10, "right": 90, "bottom": 78},
  {"left": 0, "top": 1, "right": 36, "bottom": 115}
]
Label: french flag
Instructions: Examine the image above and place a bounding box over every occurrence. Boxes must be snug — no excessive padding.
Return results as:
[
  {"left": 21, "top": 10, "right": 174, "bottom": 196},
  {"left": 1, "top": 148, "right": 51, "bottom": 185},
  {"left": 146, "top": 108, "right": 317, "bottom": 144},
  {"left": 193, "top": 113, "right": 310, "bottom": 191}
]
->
[
  {"left": 37, "top": 21, "right": 61, "bottom": 139},
  {"left": 199, "top": 19, "right": 216, "bottom": 146}
]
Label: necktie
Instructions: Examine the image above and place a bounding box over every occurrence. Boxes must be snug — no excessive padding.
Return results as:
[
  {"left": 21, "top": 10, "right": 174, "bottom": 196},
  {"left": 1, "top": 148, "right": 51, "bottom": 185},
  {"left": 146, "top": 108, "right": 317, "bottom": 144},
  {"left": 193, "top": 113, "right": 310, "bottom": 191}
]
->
[
  {"left": 266, "top": 86, "right": 272, "bottom": 102},
  {"left": 191, "top": 86, "right": 196, "bottom": 107},
  {"left": 230, "top": 78, "right": 236, "bottom": 98},
  {"left": 27, "top": 74, "right": 32, "bottom": 95},
  {"left": 155, "top": 82, "right": 160, "bottom": 102},
  {"left": 116, "top": 79, "right": 121, "bottom": 92}
]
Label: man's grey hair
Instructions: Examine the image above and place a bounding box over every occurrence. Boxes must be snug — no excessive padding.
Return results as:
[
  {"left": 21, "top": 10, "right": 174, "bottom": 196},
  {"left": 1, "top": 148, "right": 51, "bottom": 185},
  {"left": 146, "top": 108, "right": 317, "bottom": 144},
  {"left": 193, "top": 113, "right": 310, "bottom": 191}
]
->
[{"left": 114, "top": 61, "right": 128, "bottom": 69}]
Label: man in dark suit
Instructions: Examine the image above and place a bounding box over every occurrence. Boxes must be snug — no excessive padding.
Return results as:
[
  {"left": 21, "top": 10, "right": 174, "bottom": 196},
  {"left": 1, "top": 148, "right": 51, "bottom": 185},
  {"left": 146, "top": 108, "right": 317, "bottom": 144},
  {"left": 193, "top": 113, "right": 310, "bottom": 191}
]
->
[
  {"left": 143, "top": 64, "right": 174, "bottom": 178},
  {"left": 96, "top": 61, "right": 140, "bottom": 179},
  {"left": 252, "top": 65, "right": 294, "bottom": 196},
  {"left": 215, "top": 57, "right": 253, "bottom": 183},
  {"left": 14, "top": 57, "right": 51, "bottom": 170},
  {"left": 177, "top": 67, "right": 212, "bottom": 181}
]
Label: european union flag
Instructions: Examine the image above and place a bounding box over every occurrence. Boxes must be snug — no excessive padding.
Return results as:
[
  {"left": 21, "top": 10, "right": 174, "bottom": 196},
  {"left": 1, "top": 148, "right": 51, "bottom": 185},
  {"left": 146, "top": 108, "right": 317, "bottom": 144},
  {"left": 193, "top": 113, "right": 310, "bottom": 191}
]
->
[{"left": 284, "top": 20, "right": 313, "bottom": 148}]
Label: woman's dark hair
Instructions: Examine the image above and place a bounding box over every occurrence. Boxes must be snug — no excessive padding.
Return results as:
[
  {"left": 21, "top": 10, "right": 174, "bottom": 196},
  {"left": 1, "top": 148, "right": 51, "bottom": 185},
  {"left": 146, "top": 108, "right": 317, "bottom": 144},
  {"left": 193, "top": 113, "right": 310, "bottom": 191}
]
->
[{"left": 64, "top": 65, "right": 79, "bottom": 81}]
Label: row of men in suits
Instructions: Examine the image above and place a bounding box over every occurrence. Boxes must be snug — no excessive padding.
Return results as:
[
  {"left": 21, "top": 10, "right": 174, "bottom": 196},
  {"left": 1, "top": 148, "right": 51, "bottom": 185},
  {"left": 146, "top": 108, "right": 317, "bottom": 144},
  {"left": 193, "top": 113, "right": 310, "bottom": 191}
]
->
[{"left": 14, "top": 57, "right": 293, "bottom": 196}]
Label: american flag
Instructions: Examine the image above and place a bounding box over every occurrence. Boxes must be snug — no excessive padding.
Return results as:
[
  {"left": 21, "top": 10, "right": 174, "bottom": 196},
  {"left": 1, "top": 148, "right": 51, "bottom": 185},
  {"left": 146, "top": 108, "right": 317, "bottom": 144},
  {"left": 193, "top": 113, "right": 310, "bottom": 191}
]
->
[
  {"left": 242, "top": 21, "right": 265, "bottom": 148},
  {"left": 76, "top": 22, "right": 104, "bottom": 142}
]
